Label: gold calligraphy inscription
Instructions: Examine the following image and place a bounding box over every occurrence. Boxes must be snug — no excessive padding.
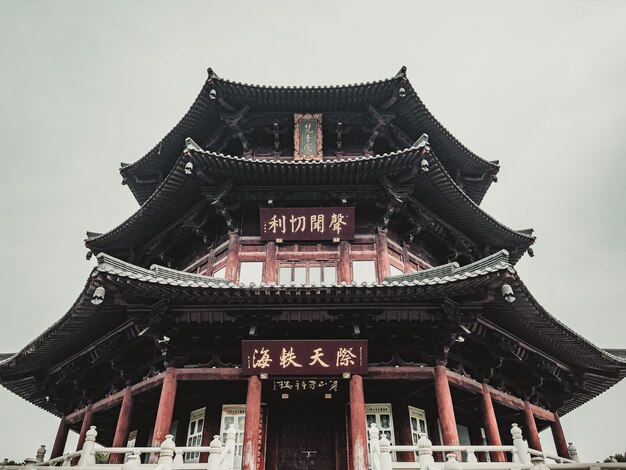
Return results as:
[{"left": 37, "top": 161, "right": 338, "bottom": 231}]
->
[
  {"left": 294, "top": 113, "right": 323, "bottom": 161},
  {"left": 262, "top": 211, "right": 348, "bottom": 236}
]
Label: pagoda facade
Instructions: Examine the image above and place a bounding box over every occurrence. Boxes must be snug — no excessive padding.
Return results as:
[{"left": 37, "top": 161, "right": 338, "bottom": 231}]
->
[{"left": 1, "top": 67, "right": 625, "bottom": 470}]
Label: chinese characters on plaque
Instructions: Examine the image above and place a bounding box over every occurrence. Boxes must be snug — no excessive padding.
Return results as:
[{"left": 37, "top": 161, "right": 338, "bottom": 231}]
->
[
  {"left": 272, "top": 379, "right": 339, "bottom": 393},
  {"left": 294, "top": 113, "right": 323, "bottom": 161},
  {"left": 242, "top": 340, "right": 368, "bottom": 376},
  {"left": 260, "top": 207, "right": 355, "bottom": 242}
]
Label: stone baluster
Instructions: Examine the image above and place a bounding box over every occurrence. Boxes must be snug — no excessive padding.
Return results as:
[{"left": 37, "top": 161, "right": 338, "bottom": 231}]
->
[
  {"left": 61, "top": 455, "right": 72, "bottom": 467},
  {"left": 36, "top": 445, "right": 46, "bottom": 463},
  {"left": 368, "top": 423, "right": 381, "bottom": 470},
  {"left": 466, "top": 448, "right": 477, "bottom": 463},
  {"left": 24, "top": 458, "right": 37, "bottom": 470},
  {"left": 530, "top": 456, "right": 549, "bottom": 470},
  {"left": 444, "top": 454, "right": 462, "bottom": 470},
  {"left": 567, "top": 442, "right": 580, "bottom": 462},
  {"left": 157, "top": 435, "right": 176, "bottom": 470},
  {"left": 378, "top": 433, "right": 392, "bottom": 470},
  {"left": 206, "top": 435, "right": 223, "bottom": 470},
  {"left": 121, "top": 454, "right": 141, "bottom": 470},
  {"left": 510, "top": 423, "right": 530, "bottom": 465},
  {"left": 222, "top": 425, "right": 237, "bottom": 470},
  {"left": 173, "top": 449, "right": 184, "bottom": 466},
  {"left": 418, "top": 433, "right": 434, "bottom": 470},
  {"left": 78, "top": 426, "right": 98, "bottom": 466}
]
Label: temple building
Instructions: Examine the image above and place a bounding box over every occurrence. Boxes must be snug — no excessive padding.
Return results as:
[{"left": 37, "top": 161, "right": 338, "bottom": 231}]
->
[{"left": 1, "top": 67, "right": 625, "bottom": 470}]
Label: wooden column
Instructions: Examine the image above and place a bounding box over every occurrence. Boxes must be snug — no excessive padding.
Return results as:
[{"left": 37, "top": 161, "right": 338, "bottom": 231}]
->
[
  {"left": 375, "top": 231, "right": 390, "bottom": 282},
  {"left": 225, "top": 232, "right": 241, "bottom": 282},
  {"left": 109, "top": 386, "right": 134, "bottom": 464},
  {"left": 75, "top": 404, "right": 93, "bottom": 451},
  {"left": 393, "top": 398, "right": 415, "bottom": 462},
  {"left": 349, "top": 375, "right": 368, "bottom": 470},
  {"left": 551, "top": 412, "right": 570, "bottom": 459},
  {"left": 338, "top": 241, "right": 351, "bottom": 283},
  {"left": 151, "top": 368, "right": 178, "bottom": 447},
  {"left": 481, "top": 383, "right": 505, "bottom": 462},
  {"left": 433, "top": 366, "right": 459, "bottom": 446},
  {"left": 263, "top": 241, "right": 278, "bottom": 283},
  {"left": 50, "top": 416, "right": 69, "bottom": 459},
  {"left": 523, "top": 400, "right": 542, "bottom": 451},
  {"left": 242, "top": 375, "right": 262, "bottom": 470}
]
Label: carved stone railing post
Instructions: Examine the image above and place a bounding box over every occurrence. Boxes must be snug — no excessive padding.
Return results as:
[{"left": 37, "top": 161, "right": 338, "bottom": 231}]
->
[
  {"left": 121, "top": 454, "right": 141, "bottom": 470},
  {"left": 158, "top": 435, "right": 176, "bottom": 470},
  {"left": 511, "top": 423, "right": 530, "bottom": 464},
  {"left": 78, "top": 426, "right": 98, "bottom": 466},
  {"left": 444, "top": 453, "right": 462, "bottom": 470},
  {"left": 222, "top": 424, "right": 237, "bottom": 470},
  {"left": 466, "top": 448, "right": 477, "bottom": 463},
  {"left": 418, "top": 433, "right": 434, "bottom": 470},
  {"left": 567, "top": 442, "right": 580, "bottom": 462},
  {"left": 368, "top": 423, "right": 381, "bottom": 470},
  {"left": 207, "top": 435, "right": 223, "bottom": 470},
  {"left": 36, "top": 445, "right": 47, "bottom": 463},
  {"left": 23, "top": 458, "right": 37, "bottom": 470},
  {"left": 378, "top": 433, "right": 392, "bottom": 470},
  {"left": 530, "top": 456, "right": 549, "bottom": 470}
]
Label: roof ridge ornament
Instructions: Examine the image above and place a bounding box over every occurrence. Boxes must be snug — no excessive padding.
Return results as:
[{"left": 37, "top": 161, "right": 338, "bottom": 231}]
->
[
  {"left": 207, "top": 67, "right": 219, "bottom": 81},
  {"left": 394, "top": 66, "right": 407, "bottom": 79}
]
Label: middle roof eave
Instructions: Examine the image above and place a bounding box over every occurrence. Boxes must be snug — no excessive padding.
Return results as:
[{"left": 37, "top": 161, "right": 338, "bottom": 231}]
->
[{"left": 87, "top": 147, "right": 533, "bottom": 261}]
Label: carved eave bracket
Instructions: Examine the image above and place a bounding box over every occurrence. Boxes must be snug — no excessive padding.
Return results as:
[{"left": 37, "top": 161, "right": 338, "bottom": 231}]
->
[
  {"left": 378, "top": 177, "right": 413, "bottom": 231},
  {"left": 202, "top": 180, "right": 238, "bottom": 233}
]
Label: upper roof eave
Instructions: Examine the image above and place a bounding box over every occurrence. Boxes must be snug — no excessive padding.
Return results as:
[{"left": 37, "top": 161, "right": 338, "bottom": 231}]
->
[{"left": 120, "top": 69, "right": 498, "bottom": 205}]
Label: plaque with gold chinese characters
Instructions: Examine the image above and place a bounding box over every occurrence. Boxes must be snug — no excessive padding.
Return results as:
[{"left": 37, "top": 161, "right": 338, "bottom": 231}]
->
[
  {"left": 294, "top": 113, "right": 323, "bottom": 161},
  {"left": 242, "top": 340, "right": 368, "bottom": 376},
  {"left": 260, "top": 207, "right": 355, "bottom": 242}
]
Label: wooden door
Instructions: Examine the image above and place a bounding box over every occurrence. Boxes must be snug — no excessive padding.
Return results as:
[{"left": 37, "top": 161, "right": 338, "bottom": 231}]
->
[{"left": 274, "top": 399, "right": 340, "bottom": 470}]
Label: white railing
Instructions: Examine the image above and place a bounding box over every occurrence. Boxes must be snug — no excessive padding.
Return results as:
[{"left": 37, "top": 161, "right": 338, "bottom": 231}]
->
[
  {"left": 1, "top": 425, "right": 238, "bottom": 470},
  {"left": 367, "top": 422, "right": 626, "bottom": 470},
  {"left": 4, "top": 421, "right": 626, "bottom": 470}
]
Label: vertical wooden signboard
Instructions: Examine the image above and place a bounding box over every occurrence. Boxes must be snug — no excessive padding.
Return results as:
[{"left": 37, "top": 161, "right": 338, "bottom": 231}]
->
[{"left": 294, "top": 113, "right": 323, "bottom": 161}]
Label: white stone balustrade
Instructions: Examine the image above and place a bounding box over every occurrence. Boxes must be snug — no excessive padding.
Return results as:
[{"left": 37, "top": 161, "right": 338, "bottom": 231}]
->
[{"left": 2, "top": 424, "right": 626, "bottom": 470}]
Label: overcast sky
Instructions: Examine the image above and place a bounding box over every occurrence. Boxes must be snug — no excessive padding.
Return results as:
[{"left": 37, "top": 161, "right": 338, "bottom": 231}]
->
[{"left": 1, "top": 0, "right": 625, "bottom": 463}]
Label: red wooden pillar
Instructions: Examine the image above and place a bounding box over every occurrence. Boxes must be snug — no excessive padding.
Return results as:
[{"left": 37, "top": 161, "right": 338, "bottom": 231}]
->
[
  {"left": 263, "top": 242, "right": 278, "bottom": 284},
  {"left": 551, "top": 412, "right": 570, "bottom": 459},
  {"left": 75, "top": 404, "right": 93, "bottom": 451},
  {"left": 151, "top": 368, "right": 178, "bottom": 447},
  {"left": 109, "top": 386, "right": 134, "bottom": 464},
  {"left": 349, "top": 375, "right": 368, "bottom": 470},
  {"left": 375, "top": 231, "right": 390, "bottom": 282},
  {"left": 225, "top": 232, "right": 241, "bottom": 282},
  {"left": 242, "top": 376, "right": 262, "bottom": 470},
  {"left": 433, "top": 366, "right": 459, "bottom": 446},
  {"left": 338, "top": 241, "right": 351, "bottom": 283},
  {"left": 480, "top": 383, "right": 505, "bottom": 462},
  {"left": 50, "top": 416, "right": 69, "bottom": 458},
  {"left": 523, "top": 400, "right": 542, "bottom": 451}
]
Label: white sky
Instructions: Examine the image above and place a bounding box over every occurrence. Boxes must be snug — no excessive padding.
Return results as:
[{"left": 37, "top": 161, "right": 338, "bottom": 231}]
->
[{"left": 0, "top": 0, "right": 625, "bottom": 462}]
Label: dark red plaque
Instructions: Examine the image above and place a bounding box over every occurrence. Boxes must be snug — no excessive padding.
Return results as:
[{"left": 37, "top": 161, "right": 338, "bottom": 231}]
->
[
  {"left": 242, "top": 340, "right": 367, "bottom": 376},
  {"left": 260, "top": 207, "right": 355, "bottom": 241}
]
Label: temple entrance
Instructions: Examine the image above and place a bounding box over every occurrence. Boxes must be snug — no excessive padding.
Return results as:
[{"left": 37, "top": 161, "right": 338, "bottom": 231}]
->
[{"left": 268, "top": 396, "right": 346, "bottom": 470}]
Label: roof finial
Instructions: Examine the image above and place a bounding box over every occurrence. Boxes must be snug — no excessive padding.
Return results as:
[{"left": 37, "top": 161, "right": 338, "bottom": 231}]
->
[
  {"left": 207, "top": 67, "right": 219, "bottom": 80},
  {"left": 394, "top": 66, "right": 407, "bottom": 79}
]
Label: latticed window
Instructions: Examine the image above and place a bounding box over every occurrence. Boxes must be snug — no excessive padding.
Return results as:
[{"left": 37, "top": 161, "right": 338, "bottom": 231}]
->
[
  {"left": 185, "top": 408, "right": 205, "bottom": 462},
  {"left": 220, "top": 405, "right": 246, "bottom": 470},
  {"left": 278, "top": 262, "right": 337, "bottom": 285},
  {"left": 365, "top": 403, "right": 396, "bottom": 466}
]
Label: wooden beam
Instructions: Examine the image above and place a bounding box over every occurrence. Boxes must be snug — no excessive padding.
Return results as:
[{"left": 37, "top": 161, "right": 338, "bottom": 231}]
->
[
  {"left": 365, "top": 367, "right": 434, "bottom": 381},
  {"left": 242, "top": 376, "right": 262, "bottom": 470},
  {"left": 444, "top": 369, "right": 555, "bottom": 422},
  {"left": 175, "top": 368, "right": 246, "bottom": 381}
]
